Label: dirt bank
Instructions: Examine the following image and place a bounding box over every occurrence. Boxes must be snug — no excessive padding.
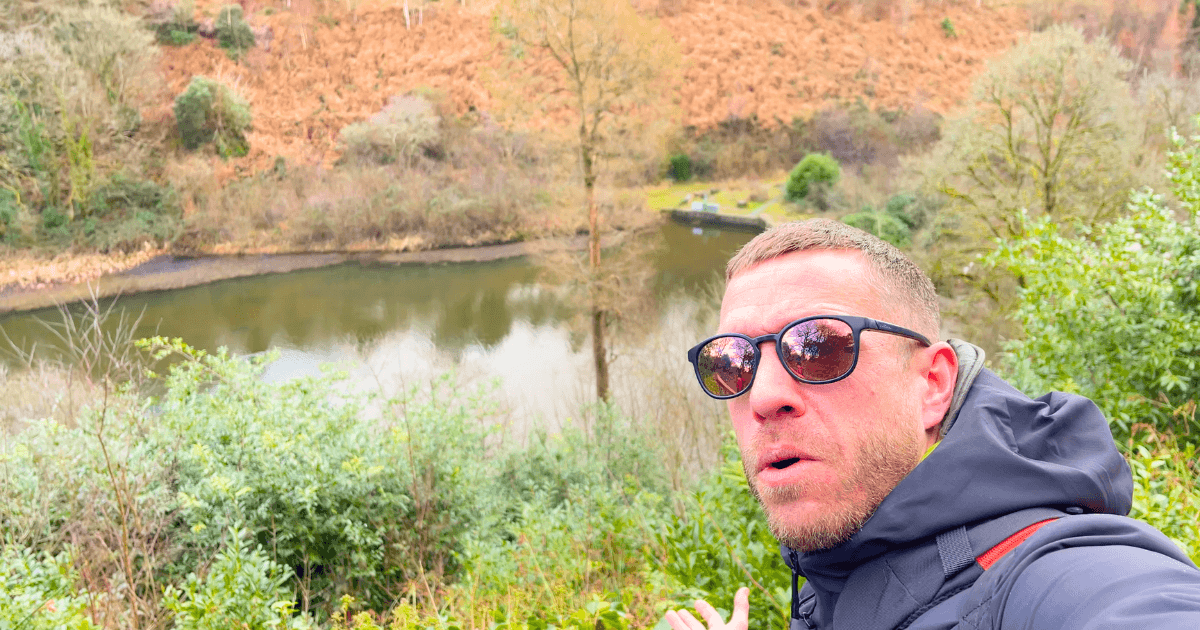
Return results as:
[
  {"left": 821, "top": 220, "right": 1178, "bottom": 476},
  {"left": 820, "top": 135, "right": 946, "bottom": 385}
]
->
[{"left": 0, "top": 235, "right": 606, "bottom": 315}]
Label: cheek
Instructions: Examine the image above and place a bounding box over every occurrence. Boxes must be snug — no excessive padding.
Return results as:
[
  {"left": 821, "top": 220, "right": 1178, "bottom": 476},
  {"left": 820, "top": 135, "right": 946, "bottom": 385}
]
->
[{"left": 727, "top": 399, "right": 752, "bottom": 435}]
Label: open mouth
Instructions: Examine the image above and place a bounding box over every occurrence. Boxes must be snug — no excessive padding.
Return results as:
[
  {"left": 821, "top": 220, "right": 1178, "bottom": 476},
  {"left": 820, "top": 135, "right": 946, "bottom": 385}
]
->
[{"left": 771, "top": 457, "right": 802, "bottom": 470}]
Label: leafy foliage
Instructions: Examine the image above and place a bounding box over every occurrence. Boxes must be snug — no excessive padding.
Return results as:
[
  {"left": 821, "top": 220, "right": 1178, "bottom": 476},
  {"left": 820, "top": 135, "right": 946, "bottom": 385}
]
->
[
  {"left": 0, "top": 547, "right": 97, "bottom": 630},
  {"left": 917, "top": 25, "right": 1143, "bottom": 292},
  {"left": 1126, "top": 428, "right": 1200, "bottom": 564},
  {"left": 842, "top": 207, "right": 911, "bottom": 247},
  {"left": 988, "top": 123, "right": 1200, "bottom": 440},
  {"left": 174, "top": 76, "right": 253, "bottom": 157},
  {"left": 151, "top": 0, "right": 199, "bottom": 46},
  {"left": 145, "top": 338, "right": 493, "bottom": 613},
  {"left": 785, "top": 153, "right": 840, "bottom": 202},
  {"left": 940, "top": 17, "right": 956, "bottom": 39},
  {"left": 215, "top": 5, "right": 255, "bottom": 60},
  {"left": 163, "top": 528, "right": 309, "bottom": 630},
  {"left": 651, "top": 438, "right": 790, "bottom": 630},
  {"left": 668, "top": 153, "right": 692, "bottom": 182}
]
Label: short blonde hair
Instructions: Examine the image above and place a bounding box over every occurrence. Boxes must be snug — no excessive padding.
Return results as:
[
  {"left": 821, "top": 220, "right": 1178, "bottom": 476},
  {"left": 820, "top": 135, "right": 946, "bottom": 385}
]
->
[{"left": 726, "top": 219, "right": 941, "bottom": 338}]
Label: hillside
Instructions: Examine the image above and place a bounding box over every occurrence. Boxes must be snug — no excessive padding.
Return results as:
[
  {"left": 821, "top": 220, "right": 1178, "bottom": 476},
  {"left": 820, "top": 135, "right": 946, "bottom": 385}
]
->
[{"left": 162, "top": 0, "right": 1028, "bottom": 173}]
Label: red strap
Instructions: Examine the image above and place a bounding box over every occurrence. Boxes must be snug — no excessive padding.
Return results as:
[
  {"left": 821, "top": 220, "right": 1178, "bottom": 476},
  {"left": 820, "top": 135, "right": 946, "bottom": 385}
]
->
[{"left": 977, "top": 518, "right": 1059, "bottom": 570}]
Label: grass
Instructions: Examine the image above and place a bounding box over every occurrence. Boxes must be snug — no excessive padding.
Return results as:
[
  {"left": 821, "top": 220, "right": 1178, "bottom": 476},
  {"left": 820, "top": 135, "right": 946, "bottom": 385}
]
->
[{"left": 644, "top": 176, "right": 820, "bottom": 228}]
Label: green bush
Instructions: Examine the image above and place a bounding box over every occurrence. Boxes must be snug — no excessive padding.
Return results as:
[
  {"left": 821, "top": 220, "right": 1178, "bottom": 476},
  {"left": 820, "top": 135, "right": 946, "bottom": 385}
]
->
[
  {"left": 82, "top": 173, "right": 182, "bottom": 251},
  {"left": 785, "top": 153, "right": 840, "bottom": 202},
  {"left": 1127, "top": 428, "right": 1200, "bottom": 564},
  {"left": 668, "top": 153, "right": 692, "bottom": 181},
  {"left": 41, "top": 206, "right": 67, "bottom": 230},
  {"left": 651, "top": 437, "right": 790, "bottom": 630},
  {"left": 215, "top": 5, "right": 255, "bottom": 60},
  {"left": 163, "top": 528, "right": 308, "bottom": 630},
  {"left": 841, "top": 207, "right": 912, "bottom": 247},
  {"left": 152, "top": 0, "right": 199, "bottom": 46},
  {"left": 174, "top": 76, "right": 252, "bottom": 157},
  {"left": 988, "top": 122, "right": 1200, "bottom": 441},
  {"left": 0, "top": 189, "right": 17, "bottom": 240},
  {"left": 146, "top": 339, "right": 493, "bottom": 614},
  {"left": 0, "top": 547, "right": 98, "bottom": 630},
  {"left": 940, "top": 17, "right": 957, "bottom": 39}
]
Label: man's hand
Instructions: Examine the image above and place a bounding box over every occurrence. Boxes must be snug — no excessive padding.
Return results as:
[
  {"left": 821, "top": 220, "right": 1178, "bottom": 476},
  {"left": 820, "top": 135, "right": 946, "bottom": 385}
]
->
[{"left": 664, "top": 587, "right": 750, "bottom": 630}]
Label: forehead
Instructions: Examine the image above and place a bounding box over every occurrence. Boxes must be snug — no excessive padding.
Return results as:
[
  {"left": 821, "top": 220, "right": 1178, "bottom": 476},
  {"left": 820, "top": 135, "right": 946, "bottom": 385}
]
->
[{"left": 719, "top": 249, "right": 886, "bottom": 334}]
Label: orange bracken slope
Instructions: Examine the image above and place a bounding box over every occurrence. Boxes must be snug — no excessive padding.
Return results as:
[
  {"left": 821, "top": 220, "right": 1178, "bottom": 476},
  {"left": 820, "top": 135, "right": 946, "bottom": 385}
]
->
[{"left": 160, "top": 0, "right": 1027, "bottom": 173}]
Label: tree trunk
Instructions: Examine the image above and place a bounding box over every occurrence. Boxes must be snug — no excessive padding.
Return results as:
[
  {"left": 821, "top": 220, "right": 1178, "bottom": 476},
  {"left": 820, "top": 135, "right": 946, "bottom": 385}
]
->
[
  {"left": 582, "top": 141, "right": 609, "bottom": 402},
  {"left": 592, "top": 305, "right": 608, "bottom": 402}
]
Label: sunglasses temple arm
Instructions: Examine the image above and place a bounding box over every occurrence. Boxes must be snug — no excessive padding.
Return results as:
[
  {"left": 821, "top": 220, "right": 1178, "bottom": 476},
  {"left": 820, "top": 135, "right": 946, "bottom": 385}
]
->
[{"left": 867, "top": 319, "right": 932, "bottom": 346}]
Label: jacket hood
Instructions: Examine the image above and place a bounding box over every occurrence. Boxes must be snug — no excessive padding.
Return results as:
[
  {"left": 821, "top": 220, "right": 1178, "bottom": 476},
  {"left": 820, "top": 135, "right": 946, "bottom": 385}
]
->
[{"left": 790, "top": 356, "right": 1134, "bottom": 601}]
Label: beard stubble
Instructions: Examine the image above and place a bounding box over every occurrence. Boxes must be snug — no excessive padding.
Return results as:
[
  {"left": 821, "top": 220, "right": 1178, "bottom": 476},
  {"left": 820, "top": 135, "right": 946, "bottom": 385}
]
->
[{"left": 743, "top": 420, "right": 923, "bottom": 553}]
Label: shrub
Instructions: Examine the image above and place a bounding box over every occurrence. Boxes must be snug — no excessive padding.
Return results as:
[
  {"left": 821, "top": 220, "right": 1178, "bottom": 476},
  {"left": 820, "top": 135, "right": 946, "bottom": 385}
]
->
[
  {"left": 940, "top": 17, "right": 957, "bottom": 38},
  {"left": 885, "top": 193, "right": 918, "bottom": 228},
  {"left": 841, "top": 207, "right": 911, "bottom": 247},
  {"left": 0, "top": 547, "right": 98, "bottom": 630},
  {"left": 0, "top": 189, "right": 18, "bottom": 240},
  {"left": 668, "top": 153, "right": 692, "bottom": 181},
  {"left": 41, "top": 206, "right": 67, "bottom": 230},
  {"left": 145, "top": 339, "right": 494, "bottom": 614},
  {"left": 214, "top": 5, "right": 255, "bottom": 60},
  {"left": 453, "top": 404, "right": 672, "bottom": 628},
  {"left": 163, "top": 528, "right": 308, "bottom": 630},
  {"left": 151, "top": 0, "right": 199, "bottom": 46},
  {"left": 1126, "top": 427, "right": 1200, "bottom": 564},
  {"left": 339, "top": 95, "right": 441, "bottom": 167},
  {"left": 651, "top": 437, "right": 790, "bottom": 630},
  {"left": 81, "top": 173, "right": 182, "bottom": 251},
  {"left": 174, "top": 76, "right": 252, "bottom": 157},
  {"left": 987, "top": 122, "right": 1200, "bottom": 441},
  {"left": 785, "top": 153, "right": 840, "bottom": 202}
]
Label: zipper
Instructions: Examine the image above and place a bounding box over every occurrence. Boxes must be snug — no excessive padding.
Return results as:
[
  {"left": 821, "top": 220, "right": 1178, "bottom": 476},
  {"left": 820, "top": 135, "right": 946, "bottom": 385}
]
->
[{"left": 790, "top": 549, "right": 816, "bottom": 629}]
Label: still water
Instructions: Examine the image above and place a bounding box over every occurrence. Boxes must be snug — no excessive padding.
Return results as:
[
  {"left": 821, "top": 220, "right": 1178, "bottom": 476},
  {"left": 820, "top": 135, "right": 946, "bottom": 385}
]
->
[{"left": 0, "top": 223, "right": 755, "bottom": 425}]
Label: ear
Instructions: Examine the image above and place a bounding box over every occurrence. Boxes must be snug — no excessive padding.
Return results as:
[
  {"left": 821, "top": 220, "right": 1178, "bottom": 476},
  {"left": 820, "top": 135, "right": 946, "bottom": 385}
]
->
[{"left": 916, "top": 342, "right": 958, "bottom": 445}]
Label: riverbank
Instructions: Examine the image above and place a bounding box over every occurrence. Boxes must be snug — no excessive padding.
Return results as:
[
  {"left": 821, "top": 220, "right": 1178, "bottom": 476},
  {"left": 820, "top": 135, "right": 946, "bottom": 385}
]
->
[{"left": 0, "top": 233, "right": 636, "bottom": 315}]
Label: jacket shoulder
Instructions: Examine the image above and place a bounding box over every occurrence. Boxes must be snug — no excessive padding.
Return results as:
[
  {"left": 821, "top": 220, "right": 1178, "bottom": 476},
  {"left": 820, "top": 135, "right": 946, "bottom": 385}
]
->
[{"left": 960, "top": 514, "right": 1200, "bottom": 630}]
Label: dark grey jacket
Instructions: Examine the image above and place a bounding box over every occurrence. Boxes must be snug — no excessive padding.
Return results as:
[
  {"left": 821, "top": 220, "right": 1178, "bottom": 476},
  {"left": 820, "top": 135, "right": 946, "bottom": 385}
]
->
[{"left": 784, "top": 362, "right": 1200, "bottom": 630}]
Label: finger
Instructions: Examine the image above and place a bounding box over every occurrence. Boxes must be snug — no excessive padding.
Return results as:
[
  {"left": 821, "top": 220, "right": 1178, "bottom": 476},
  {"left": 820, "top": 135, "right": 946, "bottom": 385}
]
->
[
  {"left": 676, "top": 608, "right": 709, "bottom": 630},
  {"left": 664, "top": 610, "right": 692, "bottom": 630},
  {"left": 665, "top": 609, "right": 706, "bottom": 630},
  {"left": 729, "top": 587, "right": 751, "bottom": 629},
  {"left": 694, "top": 599, "right": 726, "bottom": 628}
]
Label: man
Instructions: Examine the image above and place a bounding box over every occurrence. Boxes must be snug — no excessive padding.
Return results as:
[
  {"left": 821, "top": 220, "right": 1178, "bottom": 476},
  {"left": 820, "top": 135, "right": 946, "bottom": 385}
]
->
[{"left": 665, "top": 219, "right": 1200, "bottom": 630}]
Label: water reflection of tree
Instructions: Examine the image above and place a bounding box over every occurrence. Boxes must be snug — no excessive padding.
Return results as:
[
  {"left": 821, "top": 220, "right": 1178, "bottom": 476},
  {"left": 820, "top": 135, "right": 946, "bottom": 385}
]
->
[{"left": 538, "top": 224, "right": 663, "bottom": 397}]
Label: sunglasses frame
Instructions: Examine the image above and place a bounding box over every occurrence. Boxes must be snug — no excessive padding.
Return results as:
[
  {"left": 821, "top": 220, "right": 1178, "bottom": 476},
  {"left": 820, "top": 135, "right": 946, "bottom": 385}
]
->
[{"left": 686, "top": 315, "right": 933, "bottom": 400}]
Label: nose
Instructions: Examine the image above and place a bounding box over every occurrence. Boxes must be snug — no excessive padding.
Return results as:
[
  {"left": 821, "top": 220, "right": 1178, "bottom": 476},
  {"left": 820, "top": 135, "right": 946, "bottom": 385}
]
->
[{"left": 747, "top": 342, "right": 807, "bottom": 422}]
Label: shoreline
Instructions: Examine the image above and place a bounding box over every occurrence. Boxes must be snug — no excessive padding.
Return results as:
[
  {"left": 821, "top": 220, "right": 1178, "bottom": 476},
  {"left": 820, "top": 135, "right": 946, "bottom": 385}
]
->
[{"left": 0, "top": 235, "right": 600, "bottom": 315}]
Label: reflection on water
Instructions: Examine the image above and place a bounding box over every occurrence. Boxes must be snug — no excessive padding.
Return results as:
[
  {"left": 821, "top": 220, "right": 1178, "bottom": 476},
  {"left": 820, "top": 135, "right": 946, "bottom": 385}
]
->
[{"left": 0, "top": 223, "right": 755, "bottom": 425}]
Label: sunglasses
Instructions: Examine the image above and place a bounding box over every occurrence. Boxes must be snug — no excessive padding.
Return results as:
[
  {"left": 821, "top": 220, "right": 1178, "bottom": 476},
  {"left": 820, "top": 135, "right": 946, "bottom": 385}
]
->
[{"left": 687, "top": 315, "right": 932, "bottom": 399}]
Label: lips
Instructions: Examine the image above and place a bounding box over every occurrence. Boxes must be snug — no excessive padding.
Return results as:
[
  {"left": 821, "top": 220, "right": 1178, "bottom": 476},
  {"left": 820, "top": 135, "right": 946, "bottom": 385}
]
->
[{"left": 755, "top": 446, "right": 816, "bottom": 475}]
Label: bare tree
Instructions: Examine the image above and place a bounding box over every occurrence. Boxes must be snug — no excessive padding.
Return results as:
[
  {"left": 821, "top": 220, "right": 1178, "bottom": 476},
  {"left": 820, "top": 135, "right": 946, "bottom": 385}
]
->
[{"left": 502, "top": 0, "right": 678, "bottom": 401}]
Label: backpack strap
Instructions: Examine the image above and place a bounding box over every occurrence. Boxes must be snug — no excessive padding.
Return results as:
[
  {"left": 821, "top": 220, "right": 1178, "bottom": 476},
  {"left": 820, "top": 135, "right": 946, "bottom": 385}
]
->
[
  {"left": 934, "top": 506, "right": 1072, "bottom": 579},
  {"left": 977, "top": 518, "right": 1059, "bottom": 569}
]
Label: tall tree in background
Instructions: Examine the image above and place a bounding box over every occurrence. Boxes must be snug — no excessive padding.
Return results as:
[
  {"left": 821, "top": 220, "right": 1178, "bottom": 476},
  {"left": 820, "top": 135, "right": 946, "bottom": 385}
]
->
[
  {"left": 914, "top": 26, "right": 1147, "bottom": 300},
  {"left": 502, "top": 0, "right": 678, "bottom": 401}
]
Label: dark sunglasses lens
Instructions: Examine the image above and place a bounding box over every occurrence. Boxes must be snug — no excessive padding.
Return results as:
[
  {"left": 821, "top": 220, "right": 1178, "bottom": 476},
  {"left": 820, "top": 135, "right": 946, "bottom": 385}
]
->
[
  {"left": 780, "top": 318, "right": 856, "bottom": 382},
  {"left": 696, "top": 337, "right": 756, "bottom": 397}
]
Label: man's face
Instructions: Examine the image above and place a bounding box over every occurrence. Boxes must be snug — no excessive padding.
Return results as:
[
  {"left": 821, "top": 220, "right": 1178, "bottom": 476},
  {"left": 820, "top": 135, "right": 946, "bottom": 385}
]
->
[{"left": 719, "top": 249, "right": 930, "bottom": 552}]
